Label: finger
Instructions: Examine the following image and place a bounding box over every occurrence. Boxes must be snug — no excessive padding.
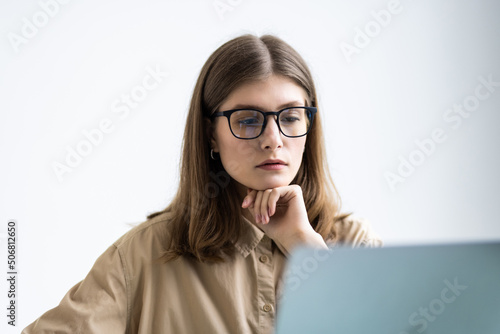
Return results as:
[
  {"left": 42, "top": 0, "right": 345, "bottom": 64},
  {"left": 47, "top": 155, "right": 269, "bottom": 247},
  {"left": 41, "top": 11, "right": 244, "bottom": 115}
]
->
[
  {"left": 242, "top": 189, "right": 256, "bottom": 208},
  {"left": 253, "top": 190, "right": 264, "bottom": 223},
  {"left": 259, "top": 189, "right": 273, "bottom": 224},
  {"left": 267, "top": 188, "right": 281, "bottom": 217}
]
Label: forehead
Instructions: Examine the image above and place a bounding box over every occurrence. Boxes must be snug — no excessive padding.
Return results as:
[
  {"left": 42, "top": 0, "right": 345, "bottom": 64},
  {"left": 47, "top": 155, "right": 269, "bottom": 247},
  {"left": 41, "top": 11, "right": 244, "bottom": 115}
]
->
[{"left": 219, "top": 75, "right": 308, "bottom": 111}]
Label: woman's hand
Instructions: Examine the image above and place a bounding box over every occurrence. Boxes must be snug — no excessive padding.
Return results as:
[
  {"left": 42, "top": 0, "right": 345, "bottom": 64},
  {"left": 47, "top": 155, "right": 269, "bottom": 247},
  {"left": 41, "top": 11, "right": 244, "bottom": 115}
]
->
[{"left": 241, "top": 185, "right": 327, "bottom": 254}]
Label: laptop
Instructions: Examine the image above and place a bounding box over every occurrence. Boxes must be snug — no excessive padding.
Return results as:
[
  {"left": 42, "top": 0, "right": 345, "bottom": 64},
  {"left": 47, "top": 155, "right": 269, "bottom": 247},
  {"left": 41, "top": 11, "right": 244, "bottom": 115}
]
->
[{"left": 275, "top": 242, "right": 500, "bottom": 333}]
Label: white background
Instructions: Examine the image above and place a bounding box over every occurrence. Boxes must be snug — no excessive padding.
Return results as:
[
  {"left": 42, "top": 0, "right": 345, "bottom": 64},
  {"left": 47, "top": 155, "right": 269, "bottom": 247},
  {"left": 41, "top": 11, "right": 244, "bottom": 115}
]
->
[{"left": 1, "top": 0, "right": 499, "bottom": 331}]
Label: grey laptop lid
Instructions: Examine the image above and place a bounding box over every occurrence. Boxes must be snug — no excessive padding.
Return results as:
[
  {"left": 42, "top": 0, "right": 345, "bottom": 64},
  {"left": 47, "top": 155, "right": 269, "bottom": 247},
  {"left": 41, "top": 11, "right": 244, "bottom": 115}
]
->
[{"left": 275, "top": 242, "right": 500, "bottom": 334}]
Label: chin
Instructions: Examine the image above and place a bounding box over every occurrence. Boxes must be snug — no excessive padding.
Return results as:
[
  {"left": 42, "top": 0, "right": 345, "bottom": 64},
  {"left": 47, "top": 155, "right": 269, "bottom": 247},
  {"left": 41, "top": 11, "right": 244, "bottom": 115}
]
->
[
  {"left": 253, "top": 179, "right": 291, "bottom": 191},
  {"left": 234, "top": 173, "right": 293, "bottom": 192}
]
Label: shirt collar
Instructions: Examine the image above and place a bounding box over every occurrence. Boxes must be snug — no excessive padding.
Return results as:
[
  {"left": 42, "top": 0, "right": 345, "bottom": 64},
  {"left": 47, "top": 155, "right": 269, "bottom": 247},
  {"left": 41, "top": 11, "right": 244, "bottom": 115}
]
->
[{"left": 234, "top": 215, "right": 266, "bottom": 258}]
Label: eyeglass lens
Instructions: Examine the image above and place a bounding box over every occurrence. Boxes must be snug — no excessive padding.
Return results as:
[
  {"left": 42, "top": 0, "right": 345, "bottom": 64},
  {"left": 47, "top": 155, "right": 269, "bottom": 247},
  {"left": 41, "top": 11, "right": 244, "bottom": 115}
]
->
[{"left": 229, "top": 108, "right": 311, "bottom": 139}]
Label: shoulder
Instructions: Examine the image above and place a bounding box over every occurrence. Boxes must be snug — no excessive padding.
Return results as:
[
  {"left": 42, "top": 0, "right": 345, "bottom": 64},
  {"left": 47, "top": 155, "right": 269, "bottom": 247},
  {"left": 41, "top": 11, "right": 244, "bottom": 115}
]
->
[
  {"left": 112, "top": 210, "right": 173, "bottom": 258},
  {"left": 328, "top": 214, "right": 383, "bottom": 248}
]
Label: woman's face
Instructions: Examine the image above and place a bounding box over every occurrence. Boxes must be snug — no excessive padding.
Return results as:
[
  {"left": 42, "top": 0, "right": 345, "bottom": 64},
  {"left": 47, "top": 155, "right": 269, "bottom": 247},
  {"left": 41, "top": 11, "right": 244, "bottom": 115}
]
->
[{"left": 210, "top": 74, "right": 308, "bottom": 196}]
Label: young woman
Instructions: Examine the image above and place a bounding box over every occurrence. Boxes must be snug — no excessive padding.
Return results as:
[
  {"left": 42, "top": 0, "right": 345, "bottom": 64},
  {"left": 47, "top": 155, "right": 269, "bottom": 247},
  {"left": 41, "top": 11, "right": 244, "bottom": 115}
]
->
[{"left": 23, "top": 34, "right": 382, "bottom": 334}]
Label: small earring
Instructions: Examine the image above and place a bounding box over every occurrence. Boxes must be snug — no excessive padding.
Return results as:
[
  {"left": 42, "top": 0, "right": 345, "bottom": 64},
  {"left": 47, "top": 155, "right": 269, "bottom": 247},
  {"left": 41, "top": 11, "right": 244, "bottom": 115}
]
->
[{"left": 210, "top": 149, "right": 216, "bottom": 160}]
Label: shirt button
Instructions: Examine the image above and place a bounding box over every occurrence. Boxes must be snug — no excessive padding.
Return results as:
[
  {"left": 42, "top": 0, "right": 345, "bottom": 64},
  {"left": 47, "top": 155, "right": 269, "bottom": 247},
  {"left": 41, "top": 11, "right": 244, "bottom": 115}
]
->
[
  {"left": 262, "top": 304, "right": 273, "bottom": 312},
  {"left": 259, "top": 255, "right": 269, "bottom": 264}
]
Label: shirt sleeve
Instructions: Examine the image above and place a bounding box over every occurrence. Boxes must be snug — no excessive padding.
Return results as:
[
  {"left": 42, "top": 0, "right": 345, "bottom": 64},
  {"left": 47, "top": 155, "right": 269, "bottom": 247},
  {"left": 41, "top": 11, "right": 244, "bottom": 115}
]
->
[
  {"left": 328, "top": 215, "right": 383, "bottom": 248},
  {"left": 22, "top": 244, "right": 128, "bottom": 334}
]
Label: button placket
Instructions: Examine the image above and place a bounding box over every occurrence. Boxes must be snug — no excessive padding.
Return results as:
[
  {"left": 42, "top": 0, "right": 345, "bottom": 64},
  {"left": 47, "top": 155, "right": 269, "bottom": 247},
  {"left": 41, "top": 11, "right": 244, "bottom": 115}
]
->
[{"left": 256, "top": 236, "right": 276, "bottom": 330}]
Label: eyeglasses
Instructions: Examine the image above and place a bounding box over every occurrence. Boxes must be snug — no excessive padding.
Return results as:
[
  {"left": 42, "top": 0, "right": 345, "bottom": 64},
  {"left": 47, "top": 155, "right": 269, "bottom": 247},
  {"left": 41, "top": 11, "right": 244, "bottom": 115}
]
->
[{"left": 211, "top": 106, "right": 317, "bottom": 140}]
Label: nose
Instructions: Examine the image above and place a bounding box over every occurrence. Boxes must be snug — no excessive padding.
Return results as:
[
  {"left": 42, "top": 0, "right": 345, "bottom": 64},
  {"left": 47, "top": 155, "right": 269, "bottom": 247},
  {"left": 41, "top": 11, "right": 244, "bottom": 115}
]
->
[{"left": 259, "top": 116, "right": 283, "bottom": 150}]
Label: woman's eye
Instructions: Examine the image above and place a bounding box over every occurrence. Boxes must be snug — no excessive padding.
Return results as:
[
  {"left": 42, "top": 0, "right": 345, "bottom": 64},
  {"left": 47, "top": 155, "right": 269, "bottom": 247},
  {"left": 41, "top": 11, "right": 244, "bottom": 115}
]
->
[
  {"left": 238, "top": 118, "right": 260, "bottom": 125},
  {"left": 281, "top": 116, "right": 300, "bottom": 123}
]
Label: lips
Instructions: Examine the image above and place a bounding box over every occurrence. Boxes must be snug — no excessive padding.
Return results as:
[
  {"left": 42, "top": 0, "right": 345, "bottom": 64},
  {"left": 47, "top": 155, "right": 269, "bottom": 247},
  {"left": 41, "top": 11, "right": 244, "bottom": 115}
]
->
[{"left": 256, "top": 159, "right": 286, "bottom": 167}]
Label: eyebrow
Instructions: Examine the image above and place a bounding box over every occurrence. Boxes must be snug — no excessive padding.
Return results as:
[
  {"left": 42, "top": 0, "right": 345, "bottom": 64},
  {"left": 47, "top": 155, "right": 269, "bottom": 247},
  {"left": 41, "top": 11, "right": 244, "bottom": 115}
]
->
[{"left": 228, "top": 101, "right": 305, "bottom": 110}]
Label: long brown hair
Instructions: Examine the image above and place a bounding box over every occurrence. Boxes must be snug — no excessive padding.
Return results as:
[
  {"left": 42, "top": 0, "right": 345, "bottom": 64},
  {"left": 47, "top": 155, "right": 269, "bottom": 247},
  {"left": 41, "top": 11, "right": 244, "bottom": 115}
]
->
[{"left": 148, "top": 34, "right": 349, "bottom": 262}]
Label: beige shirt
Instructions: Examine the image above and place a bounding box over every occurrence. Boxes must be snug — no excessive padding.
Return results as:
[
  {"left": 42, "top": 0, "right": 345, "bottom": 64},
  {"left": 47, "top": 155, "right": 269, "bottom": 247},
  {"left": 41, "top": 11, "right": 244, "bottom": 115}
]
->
[{"left": 22, "top": 212, "right": 382, "bottom": 334}]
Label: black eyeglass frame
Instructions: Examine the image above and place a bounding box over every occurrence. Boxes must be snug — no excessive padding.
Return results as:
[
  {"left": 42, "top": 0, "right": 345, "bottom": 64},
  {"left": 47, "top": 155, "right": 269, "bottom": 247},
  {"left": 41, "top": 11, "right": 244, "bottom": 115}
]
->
[{"left": 211, "top": 106, "right": 317, "bottom": 140}]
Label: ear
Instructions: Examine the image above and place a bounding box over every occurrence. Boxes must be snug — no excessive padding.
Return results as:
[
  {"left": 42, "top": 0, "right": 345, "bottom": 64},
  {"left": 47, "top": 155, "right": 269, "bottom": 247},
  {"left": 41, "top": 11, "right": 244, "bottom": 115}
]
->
[{"left": 205, "top": 118, "right": 219, "bottom": 152}]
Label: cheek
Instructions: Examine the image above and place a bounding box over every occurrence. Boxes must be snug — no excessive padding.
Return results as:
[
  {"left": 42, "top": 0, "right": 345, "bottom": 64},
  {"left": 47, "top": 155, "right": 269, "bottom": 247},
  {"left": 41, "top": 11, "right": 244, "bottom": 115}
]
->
[
  {"left": 219, "top": 138, "right": 257, "bottom": 175},
  {"left": 289, "top": 139, "right": 307, "bottom": 164}
]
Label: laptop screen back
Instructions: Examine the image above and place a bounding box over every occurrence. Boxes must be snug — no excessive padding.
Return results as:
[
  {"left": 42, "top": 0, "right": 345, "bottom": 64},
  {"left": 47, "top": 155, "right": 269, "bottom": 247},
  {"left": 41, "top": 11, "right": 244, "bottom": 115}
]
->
[{"left": 275, "top": 242, "right": 500, "bottom": 334}]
